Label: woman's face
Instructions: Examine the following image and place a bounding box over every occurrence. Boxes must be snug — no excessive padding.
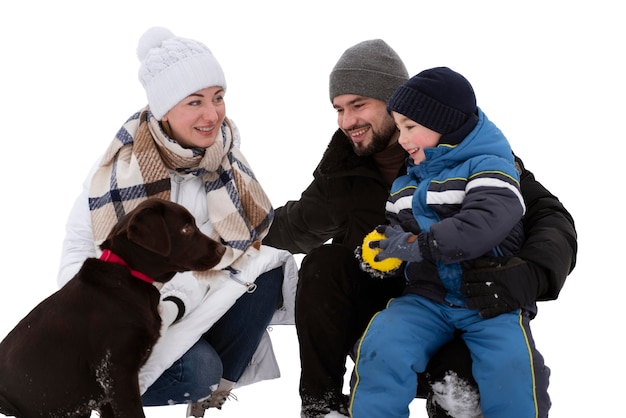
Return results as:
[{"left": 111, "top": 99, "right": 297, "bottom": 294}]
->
[{"left": 161, "top": 86, "right": 226, "bottom": 148}]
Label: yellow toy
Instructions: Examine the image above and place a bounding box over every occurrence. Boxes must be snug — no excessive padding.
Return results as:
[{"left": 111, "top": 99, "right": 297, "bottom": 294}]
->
[{"left": 358, "top": 229, "right": 403, "bottom": 278}]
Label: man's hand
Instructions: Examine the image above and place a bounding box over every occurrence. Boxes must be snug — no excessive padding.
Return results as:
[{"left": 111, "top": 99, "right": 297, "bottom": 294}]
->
[{"left": 461, "top": 257, "right": 541, "bottom": 318}]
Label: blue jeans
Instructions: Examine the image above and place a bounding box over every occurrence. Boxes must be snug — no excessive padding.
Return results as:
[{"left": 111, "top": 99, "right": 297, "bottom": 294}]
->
[{"left": 142, "top": 266, "right": 284, "bottom": 406}]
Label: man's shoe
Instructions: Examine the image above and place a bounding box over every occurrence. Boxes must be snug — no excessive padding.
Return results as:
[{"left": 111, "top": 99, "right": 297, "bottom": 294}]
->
[{"left": 300, "top": 392, "right": 349, "bottom": 418}]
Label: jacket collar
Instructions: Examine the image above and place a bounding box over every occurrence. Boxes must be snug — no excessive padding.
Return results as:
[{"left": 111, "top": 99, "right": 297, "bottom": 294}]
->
[{"left": 318, "top": 129, "right": 377, "bottom": 175}]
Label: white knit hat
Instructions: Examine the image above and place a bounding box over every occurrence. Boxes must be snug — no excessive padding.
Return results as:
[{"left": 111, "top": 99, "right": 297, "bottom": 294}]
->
[{"left": 137, "top": 27, "right": 227, "bottom": 120}]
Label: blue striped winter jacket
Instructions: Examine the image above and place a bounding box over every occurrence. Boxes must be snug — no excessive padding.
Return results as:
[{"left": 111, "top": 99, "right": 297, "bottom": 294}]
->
[{"left": 386, "top": 109, "right": 526, "bottom": 306}]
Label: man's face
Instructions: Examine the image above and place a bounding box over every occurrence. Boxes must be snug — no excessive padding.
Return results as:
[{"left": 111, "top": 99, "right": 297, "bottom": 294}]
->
[{"left": 332, "top": 94, "right": 398, "bottom": 156}]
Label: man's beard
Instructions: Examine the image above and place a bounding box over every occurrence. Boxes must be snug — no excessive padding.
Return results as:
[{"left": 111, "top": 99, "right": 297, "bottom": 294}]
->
[{"left": 352, "top": 121, "right": 398, "bottom": 157}]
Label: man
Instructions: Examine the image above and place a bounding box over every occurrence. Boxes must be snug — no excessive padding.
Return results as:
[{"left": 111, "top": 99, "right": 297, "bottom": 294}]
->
[{"left": 263, "top": 39, "right": 577, "bottom": 418}]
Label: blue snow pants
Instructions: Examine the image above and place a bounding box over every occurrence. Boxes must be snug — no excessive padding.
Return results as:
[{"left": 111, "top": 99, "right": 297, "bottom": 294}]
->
[{"left": 351, "top": 294, "right": 546, "bottom": 418}]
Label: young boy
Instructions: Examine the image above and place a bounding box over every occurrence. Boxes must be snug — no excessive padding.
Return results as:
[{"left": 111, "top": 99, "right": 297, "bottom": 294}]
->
[{"left": 351, "top": 67, "right": 546, "bottom": 417}]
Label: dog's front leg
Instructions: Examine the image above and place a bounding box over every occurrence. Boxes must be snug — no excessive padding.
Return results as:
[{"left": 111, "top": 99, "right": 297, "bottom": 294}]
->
[
  {"left": 100, "top": 374, "right": 146, "bottom": 418},
  {"left": 100, "top": 395, "right": 146, "bottom": 418}
]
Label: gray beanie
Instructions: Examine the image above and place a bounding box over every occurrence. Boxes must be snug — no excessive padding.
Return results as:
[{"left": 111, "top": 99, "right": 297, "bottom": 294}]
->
[{"left": 329, "top": 39, "right": 408, "bottom": 103}]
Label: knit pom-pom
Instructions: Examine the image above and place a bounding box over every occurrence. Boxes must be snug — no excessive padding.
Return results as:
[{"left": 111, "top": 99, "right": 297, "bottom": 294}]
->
[
  {"left": 137, "top": 27, "right": 175, "bottom": 60},
  {"left": 355, "top": 230, "right": 402, "bottom": 279}
]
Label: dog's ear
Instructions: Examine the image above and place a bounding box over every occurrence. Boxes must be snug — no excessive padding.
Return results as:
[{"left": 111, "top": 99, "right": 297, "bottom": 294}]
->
[{"left": 126, "top": 204, "right": 172, "bottom": 256}]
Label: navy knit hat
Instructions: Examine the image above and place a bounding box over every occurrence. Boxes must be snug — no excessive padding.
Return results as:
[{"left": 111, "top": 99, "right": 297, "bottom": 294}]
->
[
  {"left": 329, "top": 39, "right": 408, "bottom": 103},
  {"left": 387, "top": 67, "right": 478, "bottom": 143}
]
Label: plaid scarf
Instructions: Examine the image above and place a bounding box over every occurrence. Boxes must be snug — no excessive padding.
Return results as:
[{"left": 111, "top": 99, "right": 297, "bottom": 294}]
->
[{"left": 89, "top": 108, "right": 273, "bottom": 269}]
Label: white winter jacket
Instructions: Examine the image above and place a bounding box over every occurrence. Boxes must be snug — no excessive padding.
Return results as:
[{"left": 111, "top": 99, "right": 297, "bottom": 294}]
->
[{"left": 57, "top": 160, "right": 298, "bottom": 393}]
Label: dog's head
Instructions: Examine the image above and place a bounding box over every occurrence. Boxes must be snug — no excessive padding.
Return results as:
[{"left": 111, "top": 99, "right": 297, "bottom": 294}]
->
[{"left": 99, "top": 198, "right": 226, "bottom": 283}]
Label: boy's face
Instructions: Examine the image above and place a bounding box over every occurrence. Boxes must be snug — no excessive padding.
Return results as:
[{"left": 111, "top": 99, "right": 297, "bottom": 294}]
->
[
  {"left": 392, "top": 111, "right": 441, "bottom": 165},
  {"left": 333, "top": 94, "right": 398, "bottom": 156}
]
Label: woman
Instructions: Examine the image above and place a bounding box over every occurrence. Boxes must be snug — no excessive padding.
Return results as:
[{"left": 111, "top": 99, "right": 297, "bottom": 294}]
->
[{"left": 57, "top": 27, "right": 298, "bottom": 416}]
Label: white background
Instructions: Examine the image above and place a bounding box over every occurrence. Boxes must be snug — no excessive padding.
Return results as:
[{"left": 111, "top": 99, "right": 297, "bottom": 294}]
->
[{"left": 0, "top": 1, "right": 623, "bottom": 416}]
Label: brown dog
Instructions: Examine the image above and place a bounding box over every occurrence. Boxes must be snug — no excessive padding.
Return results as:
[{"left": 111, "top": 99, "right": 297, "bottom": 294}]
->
[{"left": 0, "top": 198, "right": 225, "bottom": 418}]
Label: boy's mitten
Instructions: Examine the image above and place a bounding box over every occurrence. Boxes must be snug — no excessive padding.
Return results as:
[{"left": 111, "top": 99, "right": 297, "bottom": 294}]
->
[
  {"left": 371, "top": 225, "right": 423, "bottom": 263},
  {"left": 356, "top": 228, "right": 403, "bottom": 279}
]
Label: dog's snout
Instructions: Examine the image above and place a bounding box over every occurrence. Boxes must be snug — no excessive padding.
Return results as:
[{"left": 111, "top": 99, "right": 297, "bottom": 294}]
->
[
  {"left": 214, "top": 242, "right": 226, "bottom": 258},
  {"left": 200, "top": 238, "right": 226, "bottom": 269},
  {"left": 184, "top": 235, "right": 227, "bottom": 272}
]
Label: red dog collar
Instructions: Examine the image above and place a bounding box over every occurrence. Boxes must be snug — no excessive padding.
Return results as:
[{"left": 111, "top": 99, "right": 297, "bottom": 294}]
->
[{"left": 100, "top": 249, "right": 155, "bottom": 284}]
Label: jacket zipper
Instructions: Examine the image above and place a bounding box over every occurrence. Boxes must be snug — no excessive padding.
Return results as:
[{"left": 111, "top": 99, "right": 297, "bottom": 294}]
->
[
  {"left": 172, "top": 174, "right": 183, "bottom": 203},
  {"left": 225, "top": 267, "right": 257, "bottom": 293}
]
